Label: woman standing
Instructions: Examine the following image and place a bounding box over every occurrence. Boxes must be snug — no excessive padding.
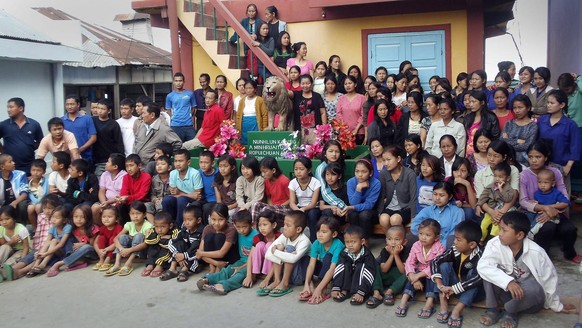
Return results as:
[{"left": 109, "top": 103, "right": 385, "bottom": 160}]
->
[
  {"left": 264, "top": 5, "right": 286, "bottom": 40},
  {"left": 527, "top": 67, "right": 554, "bottom": 116},
  {"left": 463, "top": 90, "right": 500, "bottom": 157},
  {"left": 286, "top": 42, "right": 314, "bottom": 76},
  {"left": 513, "top": 66, "right": 535, "bottom": 96},
  {"left": 395, "top": 91, "right": 427, "bottom": 147},
  {"left": 501, "top": 94, "right": 538, "bottom": 167},
  {"left": 291, "top": 75, "right": 326, "bottom": 144},
  {"left": 323, "top": 75, "right": 343, "bottom": 121},
  {"left": 215, "top": 75, "right": 234, "bottom": 119},
  {"left": 420, "top": 94, "right": 442, "bottom": 149},
  {"left": 249, "top": 22, "right": 274, "bottom": 83},
  {"left": 336, "top": 76, "right": 367, "bottom": 144},
  {"left": 229, "top": 4, "right": 262, "bottom": 50},
  {"left": 391, "top": 73, "right": 408, "bottom": 107},
  {"left": 328, "top": 55, "right": 347, "bottom": 94},
  {"left": 233, "top": 78, "right": 247, "bottom": 116},
  {"left": 272, "top": 31, "right": 293, "bottom": 77},
  {"left": 348, "top": 65, "right": 366, "bottom": 95},
  {"left": 236, "top": 80, "right": 267, "bottom": 144}
]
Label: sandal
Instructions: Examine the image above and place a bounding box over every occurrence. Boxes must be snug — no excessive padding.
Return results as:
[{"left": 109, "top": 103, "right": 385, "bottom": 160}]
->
[
  {"left": 480, "top": 309, "right": 502, "bottom": 326},
  {"left": 332, "top": 291, "right": 349, "bottom": 303},
  {"left": 256, "top": 287, "right": 272, "bottom": 296},
  {"left": 92, "top": 262, "right": 103, "bottom": 271},
  {"left": 395, "top": 305, "right": 409, "bottom": 317},
  {"left": 268, "top": 287, "right": 293, "bottom": 297},
  {"left": 150, "top": 270, "right": 164, "bottom": 278},
  {"left": 98, "top": 263, "right": 113, "bottom": 272},
  {"left": 104, "top": 266, "right": 121, "bottom": 276},
  {"left": 298, "top": 290, "right": 312, "bottom": 302},
  {"left": 46, "top": 268, "right": 60, "bottom": 278},
  {"left": 437, "top": 311, "right": 451, "bottom": 324},
  {"left": 177, "top": 271, "right": 189, "bottom": 282},
  {"left": 118, "top": 266, "right": 134, "bottom": 276},
  {"left": 350, "top": 296, "right": 365, "bottom": 306},
  {"left": 197, "top": 278, "right": 208, "bottom": 291},
  {"left": 448, "top": 316, "right": 463, "bottom": 328},
  {"left": 140, "top": 268, "right": 153, "bottom": 277},
  {"left": 499, "top": 313, "right": 518, "bottom": 328},
  {"left": 31, "top": 267, "right": 47, "bottom": 275},
  {"left": 383, "top": 293, "right": 395, "bottom": 306},
  {"left": 418, "top": 308, "right": 436, "bottom": 319},
  {"left": 159, "top": 270, "right": 178, "bottom": 281},
  {"left": 571, "top": 255, "right": 582, "bottom": 264},
  {"left": 365, "top": 296, "right": 383, "bottom": 309}
]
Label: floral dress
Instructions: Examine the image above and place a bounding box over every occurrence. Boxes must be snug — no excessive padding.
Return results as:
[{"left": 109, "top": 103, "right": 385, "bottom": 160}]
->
[{"left": 293, "top": 91, "right": 325, "bottom": 144}]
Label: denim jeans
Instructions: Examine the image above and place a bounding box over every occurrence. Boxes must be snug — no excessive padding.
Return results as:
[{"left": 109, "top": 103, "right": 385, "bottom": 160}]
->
[
  {"left": 439, "top": 262, "right": 482, "bottom": 306},
  {"left": 63, "top": 244, "right": 98, "bottom": 267},
  {"left": 404, "top": 273, "right": 437, "bottom": 299},
  {"left": 172, "top": 125, "right": 196, "bottom": 142},
  {"left": 115, "top": 233, "right": 146, "bottom": 258}
]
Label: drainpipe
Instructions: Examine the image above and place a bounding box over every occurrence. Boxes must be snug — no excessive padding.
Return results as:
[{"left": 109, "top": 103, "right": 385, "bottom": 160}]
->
[{"left": 167, "top": 0, "right": 181, "bottom": 74}]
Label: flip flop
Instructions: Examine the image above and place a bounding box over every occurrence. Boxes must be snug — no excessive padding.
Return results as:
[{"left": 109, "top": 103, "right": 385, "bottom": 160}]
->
[
  {"left": 395, "top": 305, "right": 409, "bottom": 317},
  {"left": 150, "top": 270, "right": 164, "bottom": 278},
  {"left": 159, "top": 270, "right": 178, "bottom": 281},
  {"left": 480, "top": 309, "right": 502, "bottom": 326},
  {"left": 383, "top": 293, "right": 395, "bottom": 306},
  {"left": 118, "top": 266, "right": 134, "bottom": 276},
  {"left": 98, "top": 263, "right": 113, "bottom": 272},
  {"left": 298, "top": 290, "right": 312, "bottom": 302},
  {"left": 418, "top": 308, "right": 436, "bottom": 319},
  {"left": 448, "top": 316, "right": 463, "bottom": 328},
  {"left": 140, "top": 268, "right": 153, "bottom": 277},
  {"left": 66, "top": 262, "right": 88, "bottom": 272},
  {"left": 437, "top": 311, "right": 451, "bottom": 324},
  {"left": 307, "top": 293, "right": 331, "bottom": 305},
  {"left": 47, "top": 268, "right": 60, "bottom": 278},
  {"left": 268, "top": 287, "right": 293, "bottom": 297},
  {"left": 365, "top": 296, "right": 383, "bottom": 309},
  {"left": 197, "top": 279, "right": 208, "bottom": 291},
  {"left": 92, "top": 263, "right": 103, "bottom": 271},
  {"left": 104, "top": 267, "right": 121, "bottom": 276},
  {"left": 177, "top": 271, "right": 189, "bottom": 282},
  {"left": 256, "top": 287, "right": 272, "bottom": 296},
  {"left": 31, "top": 267, "right": 47, "bottom": 275},
  {"left": 2, "top": 264, "right": 13, "bottom": 281},
  {"left": 332, "top": 292, "right": 349, "bottom": 303}
]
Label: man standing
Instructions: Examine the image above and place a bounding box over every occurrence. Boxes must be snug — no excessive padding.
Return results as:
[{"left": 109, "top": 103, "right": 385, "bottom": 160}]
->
[
  {"left": 62, "top": 95, "right": 97, "bottom": 165},
  {"left": 193, "top": 73, "right": 213, "bottom": 130},
  {"left": 183, "top": 90, "right": 225, "bottom": 150},
  {"left": 0, "top": 98, "right": 43, "bottom": 173},
  {"left": 166, "top": 72, "right": 197, "bottom": 142},
  {"left": 133, "top": 102, "right": 182, "bottom": 166}
]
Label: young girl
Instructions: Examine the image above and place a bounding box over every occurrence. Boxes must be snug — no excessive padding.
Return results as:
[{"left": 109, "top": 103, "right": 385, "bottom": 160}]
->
[
  {"left": 492, "top": 87, "right": 515, "bottom": 131},
  {"left": 300, "top": 217, "right": 344, "bottom": 305},
  {"left": 463, "top": 90, "right": 501, "bottom": 157},
  {"left": 402, "top": 134, "right": 427, "bottom": 176},
  {"left": 416, "top": 154, "right": 443, "bottom": 214},
  {"left": 386, "top": 74, "right": 396, "bottom": 93},
  {"left": 438, "top": 135, "right": 461, "bottom": 178},
  {"left": 289, "top": 157, "right": 321, "bottom": 242},
  {"left": 315, "top": 140, "right": 348, "bottom": 214},
  {"left": 107, "top": 201, "right": 153, "bottom": 277},
  {"left": 514, "top": 66, "right": 534, "bottom": 96},
  {"left": 346, "top": 159, "right": 381, "bottom": 242},
  {"left": 323, "top": 75, "right": 343, "bottom": 121},
  {"left": 369, "top": 137, "right": 385, "bottom": 179},
  {"left": 337, "top": 76, "right": 367, "bottom": 144},
  {"left": 47, "top": 205, "right": 99, "bottom": 277},
  {"left": 319, "top": 162, "right": 349, "bottom": 225},
  {"left": 527, "top": 66, "right": 554, "bottom": 116},
  {"left": 392, "top": 73, "right": 408, "bottom": 108},
  {"left": 0, "top": 205, "right": 30, "bottom": 266},
  {"left": 251, "top": 157, "right": 290, "bottom": 224},
  {"left": 93, "top": 206, "right": 123, "bottom": 271},
  {"left": 243, "top": 210, "right": 281, "bottom": 288},
  {"left": 236, "top": 156, "right": 265, "bottom": 212},
  {"left": 396, "top": 219, "right": 445, "bottom": 318},
  {"left": 196, "top": 203, "right": 238, "bottom": 273},
  {"left": 214, "top": 154, "right": 239, "bottom": 217},
  {"left": 467, "top": 128, "right": 493, "bottom": 173},
  {"left": 285, "top": 65, "right": 302, "bottom": 92},
  {"left": 313, "top": 61, "right": 327, "bottom": 96},
  {"left": 249, "top": 22, "right": 274, "bottom": 83},
  {"left": 447, "top": 158, "right": 478, "bottom": 222},
  {"left": 27, "top": 206, "right": 72, "bottom": 277}
]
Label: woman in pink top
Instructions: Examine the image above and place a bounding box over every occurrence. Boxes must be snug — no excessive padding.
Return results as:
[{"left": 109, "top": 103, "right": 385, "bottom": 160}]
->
[
  {"left": 286, "top": 42, "right": 314, "bottom": 76},
  {"left": 336, "top": 76, "right": 367, "bottom": 144}
]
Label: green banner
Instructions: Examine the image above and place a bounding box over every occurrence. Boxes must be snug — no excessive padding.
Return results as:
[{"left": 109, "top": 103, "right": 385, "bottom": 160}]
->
[{"left": 247, "top": 131, "right": 294, "bottom": 158}]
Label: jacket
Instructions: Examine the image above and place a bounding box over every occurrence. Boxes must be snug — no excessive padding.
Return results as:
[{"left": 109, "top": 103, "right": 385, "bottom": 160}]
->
[
  {"left": 527, "top": 85, "right": 555, "bottom": 116},
  {"left": 395, "top": 110, "right": 428, "bottom": 147},
  {"left": 0, "top": 170, "right": 29, "bottom": 205},
  {"left": 477, "top": 236, "right": 563, "bottom": 312},
  {"left": 133, "top": 118, "right": 182, "bottom": 165},
  {"left": 431, "top": 246, "right": 482, "bottom": 294},
  {"left": 477, "top": 181, "right": 516, "bottom": 208},
  {"left": 376, "top": 166, "right": 418, "bottom": 217},
  {"left": 332, "top": 246, "right": 377, "bottom": 297},
  {"left": 65, "top": 173, "right": 99, "bottom": 206},
  {"left": 463, "top": 107, "right": 501, "bottom": 140},
  {"left": 235, "top": 96, "right": 268, "bottom": 133}
]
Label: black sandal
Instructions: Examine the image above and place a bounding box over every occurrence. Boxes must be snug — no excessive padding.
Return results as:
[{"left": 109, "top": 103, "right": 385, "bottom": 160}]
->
[
  {"left": 159, "top": 270, "right": 178, "bottom": 281},
  {"left": 365, "top": 296, "right": 383, "bottom": 309},
  {"left": 333, "top": 292, "right": 349, "bottom": 303},
  {"left": 177, "top": 271, "right": 189, "bottom": 282}
]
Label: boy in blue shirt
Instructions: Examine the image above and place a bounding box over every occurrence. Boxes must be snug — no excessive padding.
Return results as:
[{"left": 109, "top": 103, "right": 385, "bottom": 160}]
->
[
  {"left": 62, "top": 95, "right": 96, "bottom": 164},
  {"left": 198, "top": 151, "right": 217, "bottom": 225},
  {"left": 196, "top": 210, "right": 258, "bottom": 294}
]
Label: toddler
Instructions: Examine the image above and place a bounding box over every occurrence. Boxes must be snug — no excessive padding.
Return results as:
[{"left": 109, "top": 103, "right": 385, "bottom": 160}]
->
[
  {"left": 529, "top": 168, "right": 570, "bottom": 237},
  {"left": 93, "top": 206, "right": 123, "bottom": 271},
  {"left": 144, "top": 211, "right": 180, "bottom": 278}
]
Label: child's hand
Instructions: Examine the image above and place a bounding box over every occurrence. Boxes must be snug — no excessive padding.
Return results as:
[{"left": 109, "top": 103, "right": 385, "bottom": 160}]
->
[
  {"left": 455, "top": 200, "right": 463, "bottom": 208},
  {"left": 393, "top": 244, "right": 403, "bottom": 255},
  {"left": 439, "top": 285, "right": 453, "bottom": 298},
  {"left": 561, "top": 303, "right": 577, "bottom": 314},
  {"left": 413, "top": 281, "right": 424, "bottom": 291},
  {"left": 169, "top": 187, "right": 177, "bottom": 195},
  {"left": 72, "top": 243, "right": 82, "bottom": 251},
  {"left": 10, "top": 235, "right": 22, "bottom": 245},
  {"left": 175, "top": 253, "right": 185, "bottom": 262},
  {"left": 100, "top": 249, "right": 107, "bottom": 256},
  {"left": 507, "top": 281, "right": 524, "bottom": 300},
  {"left": 356, "top": 181, "right": 369, "bottom": 192},
  {"left": 49, "top": 186, "right": 59, "bottom": 194},
  {"left": 275, "top": 244, "right": 285, "bottom": 252},
  {"left": 338, "top": 208, "right": 348, "bottom": 217},
  {"left": 385, "top": 245, "right": 393, "bottom": 254},
  {"left": 119, "top": 248, "right": 131, "bottom": 257}
]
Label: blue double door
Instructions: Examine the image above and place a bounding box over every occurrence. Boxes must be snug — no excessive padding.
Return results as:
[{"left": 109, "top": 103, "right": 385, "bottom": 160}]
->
[{"left": 368, "top": 30, "right": 445, "bottom": 92}]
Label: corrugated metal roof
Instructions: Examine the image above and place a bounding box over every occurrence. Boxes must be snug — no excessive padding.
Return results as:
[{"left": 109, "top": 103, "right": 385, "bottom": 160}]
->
[
  {"left": 32, "top": 7, "right": 171, "bottom": 68},
  {"left": 114, "top": 13, "right": 150, "bottom": 22},
  {"left": 0, "top": 9, "right": 60, "bottom": 45}
]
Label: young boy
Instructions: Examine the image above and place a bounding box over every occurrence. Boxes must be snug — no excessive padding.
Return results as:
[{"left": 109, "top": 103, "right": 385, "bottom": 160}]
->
[
  {"left": 332, "top": 225, "right": 377, "bottom": 305},
  {"left": 64, "top": 159, "right": 99, "bottom": 208},
  {"left": 368, "top": 225, "right": 410, "bottom": 308},
  {"left": 529, "top": 168, "right": 571, "bottom": 237},
  {"left": 36, "top": 117, "right": 80, "bottom": 160},
  {"left": 263, "top": 210, "right": 312, "bottom": 297},
  {"left": 145, "top": 156, "right": 172, "bottom": 223},
  {"left": 91, "top": 153, "right": 127, "bottom": 225},
  {"left": 164, "top": 205, "right": 204, "bottom": 281},
  {"left": 162, "top": 149, "right": 203, "bottom": 228},
  {"left": 93, "top": 98, "right": 125, "bottom": 178},
  {"left": 432, "top": 221, "right": 483, "bottom": 327},
  {"left": 477, "top": 211, "right": 575, "bottom": 327},
  {"left": 27, "top": 159, "right": 49, "bottom": 230},
  {"left": 144, "top": 211, "right": 180, "bottom": 278},
  {"left": 0, "top": 154, "right": 30, "bottom": 223},
  {"left": 196, "top": 210, "right": 258, "bottom": 294},
  {"left": 116, "top": 98, "right": 138, "bottom": 157},
  {"left": 198, "top": 151, "right": 217, "bottom": 224},
  {"left": 132, "top": 95, "right": 151, "bottom": 137},
  {"left": 144, "top": 142, "right": 173, "bottom": 176},
  {"left": 48, "top": 151, "right": 71, "bottom": 200},
  {"left": 476, "top": 162, "right": 517, "bottom": 242},
  {"left": 117, "top": 154, "right": 152, "bottom": 223}
]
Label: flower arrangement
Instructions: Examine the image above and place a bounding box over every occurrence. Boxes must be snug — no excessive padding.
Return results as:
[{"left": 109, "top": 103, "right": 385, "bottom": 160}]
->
[
  {"left": 209, "top": 120, "right": 246, "bottom": 158},
  {"left": 278, "top": 119, "right": 355, "bottom": 160}
]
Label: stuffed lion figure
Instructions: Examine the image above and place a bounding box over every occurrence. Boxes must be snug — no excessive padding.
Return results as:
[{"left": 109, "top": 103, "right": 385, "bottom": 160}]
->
[{"left": 262, "top": 76, "right": 293, "bottom": 131}]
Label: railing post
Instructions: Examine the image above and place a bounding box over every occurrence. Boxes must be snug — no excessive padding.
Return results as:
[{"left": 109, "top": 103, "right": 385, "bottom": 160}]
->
[
  {"left": 225, "top": 21, "right": 229, "bottom": 43},
  {"left": 200, "top": 0, "right": 204, "bottom": 27},
  {"left": 236, "top": 40, "right": 240, "bottom": 69},
  {"left": 213, "top": 7, "right": 217, "bottom": 40}
]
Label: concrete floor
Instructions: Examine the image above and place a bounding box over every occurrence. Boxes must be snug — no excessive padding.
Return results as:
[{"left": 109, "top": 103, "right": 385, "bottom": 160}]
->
[{"left": 1, "top": 215, "right": 582, "bottom": 328}]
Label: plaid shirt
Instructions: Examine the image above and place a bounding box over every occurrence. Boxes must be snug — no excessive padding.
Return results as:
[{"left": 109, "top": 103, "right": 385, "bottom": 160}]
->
[{"left": 32, "top": 213, "right": 51, "bottom": 250}]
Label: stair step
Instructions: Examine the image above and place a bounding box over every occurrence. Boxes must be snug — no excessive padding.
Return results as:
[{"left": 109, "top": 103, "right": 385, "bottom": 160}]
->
[
  {"left": 206, "top": 28, "right": 227, "bottom": 41},
  {"left": 229, "top": 55, "right": 247, "bottom": 70},
  {"left": 217, "top": 40, "right": 241, "bottom": 55}
]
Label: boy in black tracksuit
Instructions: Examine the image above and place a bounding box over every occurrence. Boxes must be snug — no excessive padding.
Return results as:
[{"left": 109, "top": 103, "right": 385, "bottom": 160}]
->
[
  {"left": 332, "top": 225, "right": 377, "bottom": 305},
  {"left": 164, "top": 205, "right": 205, "bottom": 281}
]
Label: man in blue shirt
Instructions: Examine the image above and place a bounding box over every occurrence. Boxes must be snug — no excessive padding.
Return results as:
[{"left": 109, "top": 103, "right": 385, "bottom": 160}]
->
[
  {"left": 62, "top": 95, "right": 97, "bottom": 165},
  {"left": 0, "top": 98, "right": 43, "bottom": 173},
  {"left": 165, "top": 72, "right": 197, "bottom": 142}
]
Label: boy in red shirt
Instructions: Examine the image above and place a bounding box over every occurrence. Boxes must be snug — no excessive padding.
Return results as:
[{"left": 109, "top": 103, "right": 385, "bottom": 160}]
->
[{"left": 117, "top": 154, "right": 151, "bottom": 223}]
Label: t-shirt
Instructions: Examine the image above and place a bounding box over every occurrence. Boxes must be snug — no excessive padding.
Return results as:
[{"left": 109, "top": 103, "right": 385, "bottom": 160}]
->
[
  {"left": 169, "top": 167, "right": 203, "bottom": 194},
  {"left": 201, "top": 224, "right": 237, "bottom": 244},
  {"left": 37, "top": 131, "right": 78, "bottom": 158},
  {"left": 124, "top": 220, "right": 154, "bottom": 237},
  {"left": 48, "top": 223, "right": 73, "bottom": 240},
  {"left": 416, "top": 177, "right": 437, "bottom": 214},
  {"left": 73, "top": 225, "right": 100, "bottom": 244},
  {"left": 309, "top": 238, "right": 344, "bottom": 264},
  {"left": 199, "top": 168, "right": 218, "bottom": 202},
  {"left": 286, "top": 58, "right": 314, "bottom": 76},
  {"left": 99, "top": 170, "right": 127, "bottom": 201},
  {"left": 293, "top": 91, "right": 325, "bottom": 131},
  {"left": 165, "top": 90, "right": 196, "bottom": 127},
  {"left": 99, "top": 223, "right": 123, "bottom": 243},
  {"left": 214, "top": 181, "right": 237, "bottom": 206},
  {"left": 0, "top": 223, "right": 30, "bottom": 250},
  {"left": 61, "top": 114, "right": 97, "bottom": 162},
  {"left": 265, "top": 175, "right": 290, "bottom": 205},
  {"left": 238, "top": 229, "right": 259, "bottom": 262},
  {"left": 2, "top": 178, "right": 15, "bottom": 205},
  {"left": 289, "top": 177, "right": 321, "bottom": 207},
  {"left": 49, "top": 171, "right": 70, "bottom": 193},
  {"left": 117, "top": 116, "right": 138, "bottom": 156},
  {"left": 198, "top": 104, "right": 225, "bottom": 147}
]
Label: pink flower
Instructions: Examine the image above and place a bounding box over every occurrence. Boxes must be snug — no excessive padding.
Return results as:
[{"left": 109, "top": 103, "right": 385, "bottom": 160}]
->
[{"left": 209, "top": 143, "right": 227, "bottom": 156}]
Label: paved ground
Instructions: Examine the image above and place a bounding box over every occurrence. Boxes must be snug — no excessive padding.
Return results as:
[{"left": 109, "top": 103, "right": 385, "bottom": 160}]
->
[{"left": 1, "top": 214, "right": 582, "bottom": 328}]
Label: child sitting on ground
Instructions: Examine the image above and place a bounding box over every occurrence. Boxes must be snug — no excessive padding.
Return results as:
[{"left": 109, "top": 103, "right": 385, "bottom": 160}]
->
[
  {"left": 93, "top": 206, "right": 123, "bottom": 272},
  {"left": 106, "top": 201, "right": 153, "bottom": 277},
  {"left": 197, "top": 210, "right": 258, "bottom": 294},
  {"left": 261, "top": 210, "right": 312, "bottom": 297},
  {"left": 91, "top": 153, "right": 127, "bottom": 225},
  {"left": 27, "top": 159, "right": 49, "bottom": 230},
  {"left": 331, "top": 225, "right": 376, "bottom": 305},
  {"left": 0, "top": 206, "right": 30, "bottom": 267},
  {"left": 165, "top": 205, "right": 205, "bottom": 282},
  {"left": 478, "top": 212, "right": 575, "bottom": 328},
  {"left": 432, "top": 220, "right": 483, "bottom": 327},
  {"left": 396, "top": 219, "right": 445, "bottom": 318},
  {"left": 243, "top": 210, "right": 281, "bottom": 289},
  {"left": 145, "top": 156, "right": 171, "bottom": 223},
  {"left": 300, "top": 217, "right": 344, "bottom": 305},
  {"left": 196, "top": 203, "right": 239, "bottom": 273},
  {"left": 144, "top": 211, "right": 180, "bottom": 278},
  {"left": 65, "top": 159, "right": 99, "bottom": 208},
  {"left": 476, "top": 162, "right": 517, "bottom": 242},
  {"left": 367, "top": 225, "right": 410, "bottom": 309},
  {"left": 0, "top": 154, "right": 30, "bottom": 222},
  {"left": 528, "top": 168, "right": 570, "bottom": 238}
]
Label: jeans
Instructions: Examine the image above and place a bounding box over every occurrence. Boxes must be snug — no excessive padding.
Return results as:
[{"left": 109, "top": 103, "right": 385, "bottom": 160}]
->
[
  {"left": 439, "top": 262, "right": 482, "bottom": 306},
  {"left": 403, "top": 274, "right": 437, "bottom": 299},
  {"left": 305, "top": 208, "right": 321, "bottom": 242},
  {"left": 172, "top": 126, "right": 196, "bottom": 143},
  {"left": 162, "top": 195, "right": 194, "bottom": 228},
  {"left": 347, "top": 209, "right": 378, "bottom": 239},
  {"left": 484, "top": 278, "right": 545, "bottom": 315},
  {"left": 63, "top": 244, "right": 98, "bottom": 267},
  {"left": 115, "top": 233, "right": 146, "bottom": 258}
]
